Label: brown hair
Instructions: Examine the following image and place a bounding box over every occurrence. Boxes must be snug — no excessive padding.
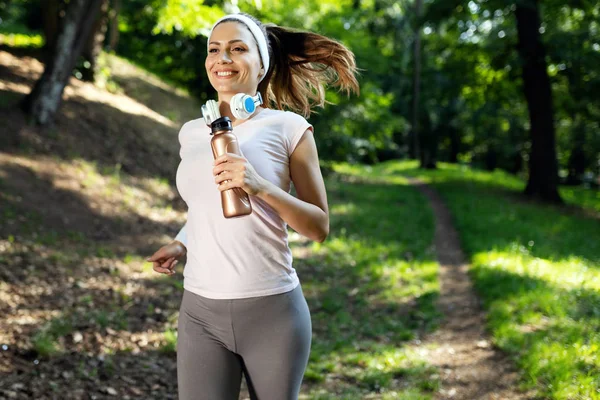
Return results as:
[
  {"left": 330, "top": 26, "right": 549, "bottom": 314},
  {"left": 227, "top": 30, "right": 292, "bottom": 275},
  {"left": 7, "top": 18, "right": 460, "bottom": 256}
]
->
[{"left": 215, "top": 14, "right": 360, "bottom": 118}]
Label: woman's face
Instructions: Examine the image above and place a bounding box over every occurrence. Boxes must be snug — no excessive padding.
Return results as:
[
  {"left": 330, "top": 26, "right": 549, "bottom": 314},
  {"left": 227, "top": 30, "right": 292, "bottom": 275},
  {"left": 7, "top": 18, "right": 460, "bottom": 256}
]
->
[{"left": 206, "top": 21, "right": 264, "bottom": 97}]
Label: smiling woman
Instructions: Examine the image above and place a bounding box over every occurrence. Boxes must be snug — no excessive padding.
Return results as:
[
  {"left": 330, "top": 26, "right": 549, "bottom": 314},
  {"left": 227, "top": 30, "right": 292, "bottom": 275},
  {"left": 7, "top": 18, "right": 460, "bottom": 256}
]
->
[{"left": 145, "top": 12, "right": 359, "bottom": 400}]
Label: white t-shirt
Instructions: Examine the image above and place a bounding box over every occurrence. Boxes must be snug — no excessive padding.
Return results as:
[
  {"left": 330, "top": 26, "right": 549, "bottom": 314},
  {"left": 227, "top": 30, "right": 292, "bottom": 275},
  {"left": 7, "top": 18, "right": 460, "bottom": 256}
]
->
[{"left": 173, "top": 108, "right": 312, "bottom": 299}]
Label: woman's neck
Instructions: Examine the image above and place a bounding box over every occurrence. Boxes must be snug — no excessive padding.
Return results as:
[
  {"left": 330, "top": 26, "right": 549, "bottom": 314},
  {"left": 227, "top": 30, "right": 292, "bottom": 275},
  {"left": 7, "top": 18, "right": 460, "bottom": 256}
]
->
[{"left": 218, "top": 100, "right": 236, "bottom": 124}]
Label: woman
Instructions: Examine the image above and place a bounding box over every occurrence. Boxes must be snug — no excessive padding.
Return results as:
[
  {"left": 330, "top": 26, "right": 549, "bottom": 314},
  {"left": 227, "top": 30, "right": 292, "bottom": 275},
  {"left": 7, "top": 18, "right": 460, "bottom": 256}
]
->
[{"left": 146, "top": 12, "right": 359, "bottom": 400}]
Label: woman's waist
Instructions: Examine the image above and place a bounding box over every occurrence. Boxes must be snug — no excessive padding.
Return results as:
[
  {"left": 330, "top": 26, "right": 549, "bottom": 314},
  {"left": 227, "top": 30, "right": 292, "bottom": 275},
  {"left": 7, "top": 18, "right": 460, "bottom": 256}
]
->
[
  {"left": 182, "top": 275, "right": 300, "bottom": 300},
  {"left": 183, "top": 250, "right": 296, "bottom": 293},
  {"left": 185, "top": 234, "right": 292, "bottom": 268}
]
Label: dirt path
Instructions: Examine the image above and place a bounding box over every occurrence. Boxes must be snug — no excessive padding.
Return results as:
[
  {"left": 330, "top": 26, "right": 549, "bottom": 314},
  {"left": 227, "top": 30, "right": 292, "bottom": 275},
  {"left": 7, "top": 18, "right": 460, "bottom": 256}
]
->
[{"left": 407, "top": 178, "right": 534, "bottom": 400}]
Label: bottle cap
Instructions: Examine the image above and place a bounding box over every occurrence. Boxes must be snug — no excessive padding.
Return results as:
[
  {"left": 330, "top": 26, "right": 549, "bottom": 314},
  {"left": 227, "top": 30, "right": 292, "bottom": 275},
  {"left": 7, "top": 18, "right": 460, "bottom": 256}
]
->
[{"left": 210, "top": 116, "right": 233, "bottom": 135}]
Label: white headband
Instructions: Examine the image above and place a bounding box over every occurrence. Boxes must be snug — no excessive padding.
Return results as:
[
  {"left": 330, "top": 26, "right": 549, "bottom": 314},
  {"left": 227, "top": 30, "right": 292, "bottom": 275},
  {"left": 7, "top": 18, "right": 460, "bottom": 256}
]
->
[{"left": 208, "top": 14, "right": 270, "bottom": 83}]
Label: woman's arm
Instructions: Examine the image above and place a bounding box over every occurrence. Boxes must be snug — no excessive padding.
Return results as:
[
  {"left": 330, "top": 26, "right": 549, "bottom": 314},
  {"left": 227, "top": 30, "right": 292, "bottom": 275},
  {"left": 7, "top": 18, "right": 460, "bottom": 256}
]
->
[
  {"left": 213, "top": 128, "right": 329, "bottom": 242},
  {"left": 257, "top": 129, "right": 329, "bottom": 242}
]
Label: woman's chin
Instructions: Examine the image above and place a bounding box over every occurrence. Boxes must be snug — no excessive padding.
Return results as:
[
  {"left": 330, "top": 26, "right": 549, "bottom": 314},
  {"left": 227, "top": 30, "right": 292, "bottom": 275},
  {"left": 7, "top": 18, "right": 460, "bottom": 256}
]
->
[{"left": 213, "top": 83, "right": 255, "bottom": 96}]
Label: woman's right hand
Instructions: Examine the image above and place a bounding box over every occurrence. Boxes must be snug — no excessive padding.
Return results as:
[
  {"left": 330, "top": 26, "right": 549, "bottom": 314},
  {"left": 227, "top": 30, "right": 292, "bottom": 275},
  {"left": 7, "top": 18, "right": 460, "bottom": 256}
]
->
[{"left": 146, "top": 240, "right": 187, "bottom": 276}]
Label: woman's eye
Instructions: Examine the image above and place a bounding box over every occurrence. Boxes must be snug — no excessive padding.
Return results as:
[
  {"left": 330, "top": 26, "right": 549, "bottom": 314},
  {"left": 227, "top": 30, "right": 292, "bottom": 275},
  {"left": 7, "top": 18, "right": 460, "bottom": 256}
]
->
[
  {"left": 209, "top": 48, "right": 218, "bottom": 53},
  {"left": 232, "top": 47, "right": 245, "bottom": 52}
]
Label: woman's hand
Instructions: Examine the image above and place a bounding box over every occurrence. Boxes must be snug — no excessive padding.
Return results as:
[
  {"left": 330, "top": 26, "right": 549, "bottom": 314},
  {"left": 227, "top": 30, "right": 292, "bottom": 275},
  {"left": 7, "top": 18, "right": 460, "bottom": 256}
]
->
[
  {"left": 213, "top": 153, "right": 266, "bottom": 196},
  {"left": 146, "top": 240, "right": 186, "bottom": 276}
]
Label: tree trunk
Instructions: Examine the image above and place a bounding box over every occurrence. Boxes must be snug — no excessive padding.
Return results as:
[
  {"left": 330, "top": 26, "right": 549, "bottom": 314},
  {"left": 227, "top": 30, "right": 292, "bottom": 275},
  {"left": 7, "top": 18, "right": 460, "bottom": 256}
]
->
[
  {"left": 564, "top": 56, "right": 587, "bottom": 186},
  {"left": 448, "top": 126, "right": 460, "bottom": 163},
  {"left": 107, "top": 0, "right": 121, "bottom": 51},
  {"left": 21, "top": 0, "right": 104, "bottom": 126},
  {"left": 419, "top": 112, "right": 437, "bottom": 169},
  {"left": 515, "top": 0, "right": 562, "bottom": 203},
  {"left": 42, "top": 0, "right": 62, "bottom": 59},
  {"left": 484, "top": 147, "right": 498, "bottom": 171},
  {"left": 566, "top": 117, "right": 586, "bottom": 185},
  {"left": 412, "top": 0, "right": 422, "bottom": 164},
  {"left": 82, "top": 0, "right": 110, "bottom": 82}
]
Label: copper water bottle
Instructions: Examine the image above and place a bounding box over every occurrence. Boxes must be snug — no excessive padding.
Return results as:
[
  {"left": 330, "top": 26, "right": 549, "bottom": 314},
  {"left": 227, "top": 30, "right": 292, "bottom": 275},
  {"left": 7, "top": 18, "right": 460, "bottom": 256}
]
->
[{"left": 210, "top": 116, "right": 252, "bottom": 218}]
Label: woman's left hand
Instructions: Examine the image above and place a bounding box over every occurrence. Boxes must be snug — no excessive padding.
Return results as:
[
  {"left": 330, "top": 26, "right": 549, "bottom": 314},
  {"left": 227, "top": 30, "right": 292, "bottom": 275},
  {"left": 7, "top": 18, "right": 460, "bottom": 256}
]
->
[{"left": 213, "top": 153, "right": 266, "bottom": 196}]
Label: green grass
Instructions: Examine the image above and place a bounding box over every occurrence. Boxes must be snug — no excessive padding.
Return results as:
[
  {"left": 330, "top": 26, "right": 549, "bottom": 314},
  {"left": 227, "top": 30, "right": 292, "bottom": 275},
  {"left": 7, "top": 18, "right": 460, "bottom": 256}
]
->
[
  {"left": 32, "top": 317, "right": 74, "bottom": 357},
  {"left": 0, "top": 29, "right": 43, "bottom": 48},
  {"left": 373, "top": 160, "right": 600, "bottom": 399},
  {"left": 295, "top": 165, "right": 441, "bottom": 398},
  {"left": 160, "top": 328, "right": 178, "bottom": 353},
  {"left": 559, "top": 185, "right": 600, "bottom": 214},
  {"left": 31, "top": 306, "right": 130, "bottom": 358}
]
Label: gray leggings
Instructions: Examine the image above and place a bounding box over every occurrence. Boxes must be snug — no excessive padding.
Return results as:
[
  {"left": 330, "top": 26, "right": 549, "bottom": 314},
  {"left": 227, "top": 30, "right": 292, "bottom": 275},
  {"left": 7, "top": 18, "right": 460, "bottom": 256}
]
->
[{"left": 176, "top": 284, "right": 312, "bottom": 400}]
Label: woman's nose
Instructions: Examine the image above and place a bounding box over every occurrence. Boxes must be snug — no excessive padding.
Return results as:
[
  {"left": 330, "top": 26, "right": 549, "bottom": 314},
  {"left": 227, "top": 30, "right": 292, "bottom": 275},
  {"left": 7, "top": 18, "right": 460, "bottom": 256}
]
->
[{"left": 218, "top": 50, "right": 232, "bottom": 63}]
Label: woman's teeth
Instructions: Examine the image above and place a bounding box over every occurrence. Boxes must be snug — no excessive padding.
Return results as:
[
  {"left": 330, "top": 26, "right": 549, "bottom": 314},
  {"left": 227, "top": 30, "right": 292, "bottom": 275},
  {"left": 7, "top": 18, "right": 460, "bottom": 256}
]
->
[{"left": 217, "top": 71, "right": 235, "bottom": 76}]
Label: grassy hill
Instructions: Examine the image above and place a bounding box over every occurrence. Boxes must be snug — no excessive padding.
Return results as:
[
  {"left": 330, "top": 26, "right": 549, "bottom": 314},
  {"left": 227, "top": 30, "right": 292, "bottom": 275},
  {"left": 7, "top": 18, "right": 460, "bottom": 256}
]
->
[{"left": 0, "top": 45, "right": 201, "bottom": 398}]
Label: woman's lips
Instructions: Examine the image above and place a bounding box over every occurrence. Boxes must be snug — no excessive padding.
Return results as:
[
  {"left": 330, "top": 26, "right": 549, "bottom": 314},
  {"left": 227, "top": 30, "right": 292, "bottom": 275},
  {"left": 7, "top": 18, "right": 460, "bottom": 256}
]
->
[{"left": 214, "top": 71, "right": 238, "bottom": 79}]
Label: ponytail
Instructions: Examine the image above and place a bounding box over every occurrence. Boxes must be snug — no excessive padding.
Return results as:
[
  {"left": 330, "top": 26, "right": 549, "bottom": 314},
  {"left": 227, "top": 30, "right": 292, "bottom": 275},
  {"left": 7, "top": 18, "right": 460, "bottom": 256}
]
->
[{"left": 260, "top": 25, "right": 360, "bottom": 117}]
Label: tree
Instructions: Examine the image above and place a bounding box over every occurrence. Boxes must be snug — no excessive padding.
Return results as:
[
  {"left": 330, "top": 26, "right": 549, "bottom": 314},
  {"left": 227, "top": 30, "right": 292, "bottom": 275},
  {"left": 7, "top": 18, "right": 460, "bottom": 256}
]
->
[
  {"left": 21, "top": 0, "right": 104, "bottom": 125},
  {"left": 412, "top": 0, "right": 425, "bottom": 167},
  {"left": 82, "top": 0, "right": 110, "bottom": 82},
  {"left": 106, "top": 0, "right": 121, "bottom": 51},
  {"left": 41, "top": 0, "right": 62, "bottom": 57},
  {"left": 515, "top": 0, "right": 562, "bottom": 202}
]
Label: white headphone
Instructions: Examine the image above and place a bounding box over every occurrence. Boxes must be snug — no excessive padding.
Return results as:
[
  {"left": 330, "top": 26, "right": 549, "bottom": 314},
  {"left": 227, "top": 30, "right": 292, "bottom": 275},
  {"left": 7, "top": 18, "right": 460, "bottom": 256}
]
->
[
  {"left": 230, "top": 92, "right": 263, "bottom": 120},
  {"left": 201, "top": 92, "right": 263, "bottom": 125}
]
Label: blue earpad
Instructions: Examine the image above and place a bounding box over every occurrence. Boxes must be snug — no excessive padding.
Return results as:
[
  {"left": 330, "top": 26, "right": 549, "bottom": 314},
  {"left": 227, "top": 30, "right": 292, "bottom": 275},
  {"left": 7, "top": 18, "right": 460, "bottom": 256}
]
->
[
  {"left": 244, "top": 97, "right": 256, "bottom": 113},
  {"left": 231, "top": 92, "right": 262, "bottom": 120}
]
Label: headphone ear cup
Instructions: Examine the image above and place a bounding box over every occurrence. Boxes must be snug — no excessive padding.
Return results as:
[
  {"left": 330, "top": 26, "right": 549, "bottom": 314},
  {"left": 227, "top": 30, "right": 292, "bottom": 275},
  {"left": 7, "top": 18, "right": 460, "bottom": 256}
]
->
[{"left": 231, "top": 93, "right": 251, "bottom": 120}]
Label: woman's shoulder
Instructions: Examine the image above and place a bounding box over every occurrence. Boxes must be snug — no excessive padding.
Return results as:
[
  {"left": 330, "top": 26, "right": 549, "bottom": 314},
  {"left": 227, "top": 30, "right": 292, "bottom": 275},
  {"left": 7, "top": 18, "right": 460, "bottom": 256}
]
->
[
  {"left": 181, "top": 117, "right": 207, "bottom": 130},
  {"left": 179, "top": 117, "right": 212, "bottom": 136},
  {"left": 260, "top": 109, "right": 313, "bottom": 154},
  {"left": 264, "top": 108, "right": 306, "bottom": 118},
  {"left": 262, "top": 108, "right": 310, "bottom": 126}
]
